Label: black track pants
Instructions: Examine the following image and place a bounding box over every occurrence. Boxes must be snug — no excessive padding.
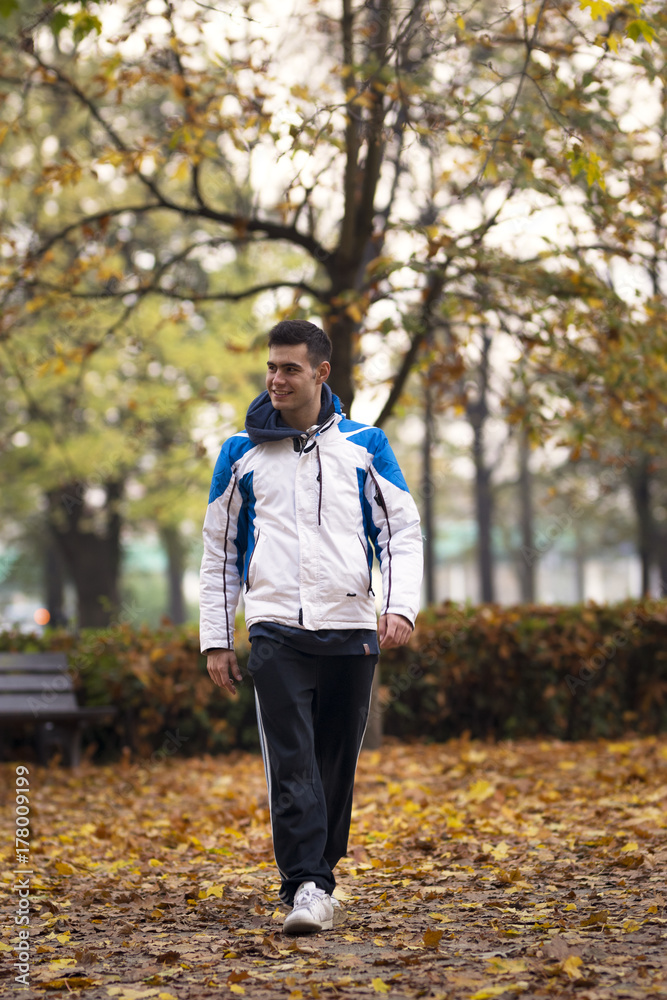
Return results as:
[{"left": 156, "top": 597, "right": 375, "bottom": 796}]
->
[{"left": 247, "top": 638, "right": 377, "bottom": 905}]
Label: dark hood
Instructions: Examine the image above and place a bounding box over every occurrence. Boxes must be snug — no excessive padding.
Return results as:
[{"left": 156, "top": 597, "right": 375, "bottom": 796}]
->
[{"left": 245, "top": 383, "right": 339, "bottom": 444}]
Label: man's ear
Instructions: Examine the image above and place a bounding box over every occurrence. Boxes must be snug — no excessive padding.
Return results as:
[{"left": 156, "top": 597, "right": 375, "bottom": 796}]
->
[{"left": 316, "top": 361, "right": 331, "bottom": 384}]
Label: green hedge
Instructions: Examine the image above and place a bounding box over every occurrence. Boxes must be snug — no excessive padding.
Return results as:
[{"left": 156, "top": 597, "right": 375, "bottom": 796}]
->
[
  {"left": 2, "top": 598, "right": 666, "bottom": 761},
  {"left": 377, "top": 598, "right": 667, "bottom": 741}
]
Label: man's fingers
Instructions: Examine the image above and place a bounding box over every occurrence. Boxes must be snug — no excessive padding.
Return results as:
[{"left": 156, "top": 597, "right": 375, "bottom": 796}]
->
[
  {"left": 379, "top": 614, "right": 412, "bottom": 648},
  {"left": 207, "top": 651, "right": 241, "bottom": 694}
]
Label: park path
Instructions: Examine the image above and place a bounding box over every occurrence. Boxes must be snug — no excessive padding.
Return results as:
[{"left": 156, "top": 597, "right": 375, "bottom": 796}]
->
[{"left": 1, "top": 737, "right": 666, "bottom": 999}]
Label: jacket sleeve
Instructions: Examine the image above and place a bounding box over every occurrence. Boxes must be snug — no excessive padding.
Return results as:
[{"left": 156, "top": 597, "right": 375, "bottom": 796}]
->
[
  {"left": 364, "top": 431, "right": 423, "bottom": 625},
  {"left": 199, "top": 441, "right": 247, "bottom": 652}
]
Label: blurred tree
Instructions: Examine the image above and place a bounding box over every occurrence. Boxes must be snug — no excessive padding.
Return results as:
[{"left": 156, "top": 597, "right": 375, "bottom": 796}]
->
[
  {"left": 1, "top": 0, "right": 657, "bottom": 409},
  {"left": 518, "top": 10, "right": 667, "bottom": 594},
  {"left": 0, "top": 0, "right": 662, "bottom": 624}
]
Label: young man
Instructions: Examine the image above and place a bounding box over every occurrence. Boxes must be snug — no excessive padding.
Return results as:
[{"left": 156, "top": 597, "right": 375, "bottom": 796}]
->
[{"left": 200, "top": 320, "right": 423, "bottom": 934}]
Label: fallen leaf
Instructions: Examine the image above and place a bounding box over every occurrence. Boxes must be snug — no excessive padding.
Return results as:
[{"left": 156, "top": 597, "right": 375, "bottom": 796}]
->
[
  {"left": 423, "top": 929, "right": 443, "bottom": 948},
  {"left": 371, "top": 978, "right": 391, "bottom": 993},
  {"left": 561, "top": 956, "right": 583, "bottom": 980}
]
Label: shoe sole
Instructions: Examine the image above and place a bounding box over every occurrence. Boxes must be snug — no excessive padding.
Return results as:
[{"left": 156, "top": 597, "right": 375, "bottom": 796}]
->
[{"left": 283, "top": 915, "right": 333, "bottom": 935}]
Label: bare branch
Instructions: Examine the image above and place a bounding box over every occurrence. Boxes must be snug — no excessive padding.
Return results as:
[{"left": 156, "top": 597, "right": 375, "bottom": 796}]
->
[
  {"left": 26, "top": 279, "right": 327, "bottom": 303},
  {"left": 375, "top": 265, "right": 448, "bottom": 428},
  {"left": 470, "top": 0, "right": 549, "bottom": 188}
]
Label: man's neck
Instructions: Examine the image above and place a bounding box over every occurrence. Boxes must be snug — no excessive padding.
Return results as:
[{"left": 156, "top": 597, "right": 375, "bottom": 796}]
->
[{"left": 280, "top": 397, "right": 323, "bottom": 433}]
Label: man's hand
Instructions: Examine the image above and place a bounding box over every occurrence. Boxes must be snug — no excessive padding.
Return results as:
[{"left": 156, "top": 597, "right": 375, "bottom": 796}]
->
[
  {"left": 206, "top": 649, "right": 243, "bottom": 694},
  {"left": 378, "top": 613, "right": 413, "bottom": 649}
]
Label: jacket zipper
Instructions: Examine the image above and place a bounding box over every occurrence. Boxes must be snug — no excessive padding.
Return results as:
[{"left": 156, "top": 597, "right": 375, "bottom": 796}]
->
[
  {"left": 369, "top": 470, "right": 392, "bottom": 609},
  {"left": 357, "top": 533, "right": 375, "bottom": 596},
  {"left": 316, "top": 445, "right": 323, "bottom": 526},
  {"left": 244, "top": 528, "right": 260, "bottom": 592}
]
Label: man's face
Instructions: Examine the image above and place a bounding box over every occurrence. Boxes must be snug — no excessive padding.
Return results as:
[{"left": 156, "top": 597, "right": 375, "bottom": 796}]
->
[{"left": 266, "top": 342, "right": 327, "bottom": 418}]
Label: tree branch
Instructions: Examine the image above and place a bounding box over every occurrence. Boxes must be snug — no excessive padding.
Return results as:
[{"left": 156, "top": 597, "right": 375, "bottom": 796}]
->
[
  {"left": 375, "top": 265, "right": 448, "bottom": 428},
  {"left": 470, "top": 0, "right": 549, "bottom": 188},
  {"left": 339, "top": 0, "right": 360, "bottom": 263},
  {"left": 27, "top": 279, "right": 327, "bottom": 303}
]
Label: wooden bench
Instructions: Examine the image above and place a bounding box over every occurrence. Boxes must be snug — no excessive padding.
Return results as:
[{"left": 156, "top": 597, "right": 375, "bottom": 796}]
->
[{"left": 0, "top": 652, "right": 116, "bottom": 767}]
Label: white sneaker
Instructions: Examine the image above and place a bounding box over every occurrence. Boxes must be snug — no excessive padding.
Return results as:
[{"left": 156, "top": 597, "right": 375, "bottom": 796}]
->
[{"left": 282, "top": 881, "right": 334, "bottom": 935}]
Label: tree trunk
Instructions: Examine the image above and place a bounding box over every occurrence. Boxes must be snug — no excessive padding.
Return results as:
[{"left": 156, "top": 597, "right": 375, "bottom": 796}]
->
[
  {"left": 628, "top": 457, "right": 653, "bottom": 596},
  {"left": 656, "top": 524, "right": 667, "bottom": 599},
  {"left": 574, "top": 520, "right": 586, "bottom": 604},
  {"left": 517, "top": 425, "right": 535, "bottom": 602},
  {"left": 467, "top": 328, "right": 495, "bottom": 603},
  {"left": 422, "top": 378, "right": 436, "bottom": 605},
  {"left": 474, "top": 450, "right": 494, "bottom": 602},
  {"left": 47, "top": 480, "right": 123, "bottom": 627},
  {"left": 44, "top": 533, "right": 68, "bottom": 627},
  {"left": 326, "top": 288, "right": 357, "bottom": 414},
  {"left": 160, "top": 525, "right": 187, "bottom": 624}
]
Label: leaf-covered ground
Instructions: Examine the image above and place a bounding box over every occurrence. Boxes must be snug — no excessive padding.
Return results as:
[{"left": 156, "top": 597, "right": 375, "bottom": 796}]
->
[{"left": 1, "top": 737, "right": 666, "bottom": 999}]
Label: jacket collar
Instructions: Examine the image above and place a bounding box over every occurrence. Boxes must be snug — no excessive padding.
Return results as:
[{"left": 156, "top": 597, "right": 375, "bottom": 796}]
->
[{"left": 245, "top": 383, "right": 341, "bottom": 445}]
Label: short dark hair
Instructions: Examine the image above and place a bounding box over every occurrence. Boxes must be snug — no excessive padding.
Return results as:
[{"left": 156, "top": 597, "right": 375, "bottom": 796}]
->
[{"left": 267, "top": 320, "right": 332, "bottom": 368}]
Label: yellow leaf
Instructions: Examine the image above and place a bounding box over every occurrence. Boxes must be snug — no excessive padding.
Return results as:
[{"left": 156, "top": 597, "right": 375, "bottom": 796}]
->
[
  {"left": 106, "top": 991, "right": 160, "bottom": 1000},
  {"left": 490, "top": 841, "right": 510, "bottom": 861},
  {"left": 56, "top": 932, "right": 71, "bottom": 943},
  {"left": 621, "top": 842, "right": 639, "bottom": 853},
  {"left": 470, "top": 987, "right": 512, "bottom": 1000},
  {"left": 623, "top": 919, "right": 642, "bottom": 932},
  {"left": 229, "top": 987, "right": 245, "bottom": 996},
  {"left": 170, "top": 158, "right": 190, "bottom": 182},
  {"left": 0, "top": 942, "right": 12, "bottom": 952},
  {"left": 580, "top": 0, "right": 614, "bottom": 20},
  {"left": 485, "top": 959, "right": 527, "bottom": 974},
  {"left": 371, "top": 979, "right": 390, "bottom": 994},
  {"left": 55, "top": 861, "right": 76, "bottom": 875},
  {"left": 25, "top": 295, "right": 47, "bottom": 314},
  {"left": 455, "top": 14, "right": 465, "bottom": 30},
  {"left": 466, "top": 779, "right": 495, "bottom": 802},
  {"left": 199, "top": 885, "right": 224, "bottom": 898},
  {"left": 148, "top": 858, "right": 162, "bottom": 867},
  {"left": 580, "top": 909, "right": 608, "bottom": 927},
  {"left": 562, "top": 955, "right": 583, "bottom": 979}
]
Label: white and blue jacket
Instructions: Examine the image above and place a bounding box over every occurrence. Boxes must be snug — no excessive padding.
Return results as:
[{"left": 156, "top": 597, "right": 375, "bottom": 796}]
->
[{"left": 199, "top": 388, "right": 423, "bottom": 651}]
